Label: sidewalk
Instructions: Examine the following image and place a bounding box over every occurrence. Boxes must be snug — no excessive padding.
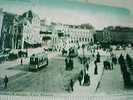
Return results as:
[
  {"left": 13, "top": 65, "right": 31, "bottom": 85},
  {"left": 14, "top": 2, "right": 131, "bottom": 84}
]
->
[
  {"left": 71, "top": 50, "right": 108, "bottom": 95},
  {"left": 72, "top": 60, "right": 104, "bottom": 95},
  {"left": 96, "top": 63, "right": 125, "bottom": 94}
]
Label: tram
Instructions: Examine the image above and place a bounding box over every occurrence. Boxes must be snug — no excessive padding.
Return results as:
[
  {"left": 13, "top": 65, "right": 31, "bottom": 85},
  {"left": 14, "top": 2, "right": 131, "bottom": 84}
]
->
[{"left": 29, "top": 52, "right": 48, "bottom": 70}]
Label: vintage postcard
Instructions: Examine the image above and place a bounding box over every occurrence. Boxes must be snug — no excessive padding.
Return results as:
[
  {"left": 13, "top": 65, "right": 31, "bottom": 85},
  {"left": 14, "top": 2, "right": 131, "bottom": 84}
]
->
[{"left": 0, "top": 0, "right": 133, "bottom": 100}]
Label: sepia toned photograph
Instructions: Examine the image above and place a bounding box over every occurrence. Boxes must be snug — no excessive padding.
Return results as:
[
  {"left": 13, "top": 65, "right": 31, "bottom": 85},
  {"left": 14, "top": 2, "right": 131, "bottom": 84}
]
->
[{"left": 0, "top": 0, "right": 133, "bottom": 100}]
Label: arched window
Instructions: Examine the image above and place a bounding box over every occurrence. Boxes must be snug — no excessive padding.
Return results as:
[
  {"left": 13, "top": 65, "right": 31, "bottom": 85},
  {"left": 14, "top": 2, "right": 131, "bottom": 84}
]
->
[
  {"left": 85, "top": 38, "right": 87, "bottom": 42},
  {"left": 88, "top": 38, "right": 90, "bottom": 42},
  {"left": 82, "top": 37, "right": 84, "bottom": 41},
  {"left": 79, "top": 37, "right": 81, "bottom": 42}
]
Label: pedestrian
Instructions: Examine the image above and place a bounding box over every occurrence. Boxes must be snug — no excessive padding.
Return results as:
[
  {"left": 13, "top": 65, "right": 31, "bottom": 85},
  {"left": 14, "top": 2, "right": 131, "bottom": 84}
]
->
[
  {"left": 4, "top": 75, "right": 8, "bottom": 89},
  {"left": 92, "top": 53, "right": 95, "bottom": 58},
  {"left": 126, "top": 54, "right": 133, "bottom": 68},
  {"left": 78, "top": 56, "right": 82, "bottom": 64},
  {"left": 112, "top": 56, "right": 117, "bottom": 65},
  {"left": 70, "top": 79, "right": 74, "bottom": 92},
  {"left": 96, "top": 52, "right": 100, "bottom": 62},
  {"left": 120, "top": 63, "right": 128, "bottom": 74},
  {"left": 26, "top": 49, "right": 28, "bottom": 57},
  {"left": 83, "top": 73, "right": 90, "bottom": 86},
  {"left": 119, "top": 55, "right": 127, "bottom": 74},
  {"left": 21, "top": 58, "right": 23, "bottom": 65},
  {"left": 118, "top": 54, "right": 124, "bottom": 65},
  {"left": 69, "top": 58, "right": 74, "bottom": 70},
  {"left": 111, "top": 61, "right": 113, "bottom": 70},
  {"left": 123, "top": 71, "right": 133, "bottom": 88},
  {"left": 103, "top": 60, "right": 110, "bottom": 70},
  {"left": 86, "top": 74, "right": 90, "bottom": 85},
  {"left": 94, "top": 62, "right": 98, "bottom": 75},
  {"left": 78, "top": 74, "right": 82, "bottom": 86},
  {"left": 65, "top": 57, "right": 68, "bottom": 70},
  {"left": 86, "top": 63, "right": 89, "bottom": 71}
]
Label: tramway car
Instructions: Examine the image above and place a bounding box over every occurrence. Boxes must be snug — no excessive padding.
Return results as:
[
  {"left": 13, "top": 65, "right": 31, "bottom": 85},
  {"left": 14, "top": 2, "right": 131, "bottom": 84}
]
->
[{"left": 29, "top": 52, "right": 48, "bottom": 70}]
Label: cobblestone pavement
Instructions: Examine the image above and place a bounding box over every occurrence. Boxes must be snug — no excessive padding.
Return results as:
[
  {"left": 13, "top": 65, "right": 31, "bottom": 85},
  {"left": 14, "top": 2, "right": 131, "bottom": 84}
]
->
[
  {"left": 97, "top": 49, "right": 133, "bottom": 95},
  {"left": 0, "top": 55, "right": 82, "bottom": 94}
]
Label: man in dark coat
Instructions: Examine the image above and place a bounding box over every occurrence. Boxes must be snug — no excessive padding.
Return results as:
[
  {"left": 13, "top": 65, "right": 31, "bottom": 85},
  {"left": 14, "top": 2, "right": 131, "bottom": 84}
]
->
[
  {"left": 112, "top": 56, "right": 117, "bottom": 65},
  {"left": 94, "top": 61, "right": 98, "bottom": 75},
  {"left": 4, "top": 75, "right": 8, "bottom": 89},
  {"left": 21, "top": 58, "right": 23, "bottom": 65},
  {"left": 26, "top": 50, "right": 28, "bottom": 57},
  {"left": 118, "top": 54, "right": 127, "bottom": 73},
  {"left": 65, "top": 57, "right": 68, "bottom": 70},
  {"left": 70, "top": 79, "right": 74, "bottom": 91},
  {"left": 96, "top": 52, "right": 100, "bottom": 62},
  {"left": 83, "top": 74, "right": 90, "bottom": 86},
  {"left": 123, "top": 71, "right": 133, "bottom": 88},
  {"left": 69, "top": 58, "right": 74, "bottom": 70},
  {"left": 86, "top": 63, "right": 89, "bottom": 71},
  {"left": 78, "top": 74, "right": 82, "bottom": 86},
  {"left": 118, "top": 54, "right": 124, "bottom": 66},
  {"left": 126, "top": 54, "right": 133, "bottom": 68}
]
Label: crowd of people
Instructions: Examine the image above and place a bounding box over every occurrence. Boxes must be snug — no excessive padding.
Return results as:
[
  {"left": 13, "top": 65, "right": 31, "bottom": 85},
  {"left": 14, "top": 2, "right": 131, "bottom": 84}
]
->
[
  {"left": 103, "top": 50, "right": 133, "bottom": 88},
  {"left": 103, "top": 53, "right": 117, "bottom": 70},
  {"left": 70, "top": 47, "right": 102, "bottom": 91},
  {"left": 65, "top": 48, "right": 97, "bottom": 92},
  {"left": 118, "top": 54, "right": 133, "bottom": 88},
  {"left": 77, "top": 51, "right": 101, "bottom": 88},
  {"left": 65, "top": 45, "right": 133, "bottom": 92},
  {"left": 65, "top": 57, "right": 74, "bottom": 71},
  {"left": 104, "top": 51, "right": 133, "bottom": 88}
]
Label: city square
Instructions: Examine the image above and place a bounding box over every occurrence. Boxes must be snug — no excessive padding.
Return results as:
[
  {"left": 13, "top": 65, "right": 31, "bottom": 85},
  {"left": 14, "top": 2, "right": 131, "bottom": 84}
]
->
[
  {"left": 0, "top": 0, "right": 133, "bottom": 100},
  {"left": 0, "top": 46, "right": 133, "bottom": 96}
]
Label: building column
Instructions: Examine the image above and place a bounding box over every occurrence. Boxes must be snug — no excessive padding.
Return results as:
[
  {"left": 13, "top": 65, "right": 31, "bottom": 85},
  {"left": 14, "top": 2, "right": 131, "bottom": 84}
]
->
[
  {"left": 2, "top": 33, "right": 5, "bottom": 50},
  {"left": 21, "top": 34, "right": 24, "bottom": 50},
  {"left": 12, "top": 34, "right": 14, "bottom": 49}
]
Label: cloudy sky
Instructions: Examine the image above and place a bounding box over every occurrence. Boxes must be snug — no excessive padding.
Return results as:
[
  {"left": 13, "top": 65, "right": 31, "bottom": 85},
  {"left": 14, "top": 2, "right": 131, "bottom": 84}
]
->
[{"left": 0, "top": 0, "right": 133, "bottom": 29}]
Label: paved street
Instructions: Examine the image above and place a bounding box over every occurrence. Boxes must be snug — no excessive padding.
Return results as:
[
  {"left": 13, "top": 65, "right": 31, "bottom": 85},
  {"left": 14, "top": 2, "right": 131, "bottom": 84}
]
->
[
  {"left": 0, "top": 54, "right": 82, "bottom": 94},
  {"left": 96, "top": 63, "right": 125, "bottom": 94},
  {"left": 96, "top": 49, "right": 133, "bottom": 94},
  {"left": 0, "top": 48, "right": 133, "bottom": 95},
  {"left": 72, "top": 50, "right": 108, "bottom": 95},
  {"left": 0, "top": 50, "right": 59, "bottom": 78}
]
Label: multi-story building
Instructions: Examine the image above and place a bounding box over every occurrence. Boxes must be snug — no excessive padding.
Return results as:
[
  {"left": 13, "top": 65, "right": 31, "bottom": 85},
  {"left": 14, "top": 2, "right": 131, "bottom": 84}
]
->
[
  {"left": 52, "top": 22, "right": 95, "bottom": 49},
  {"left": 40, "top": 19, "right": 58, "bottom": 48},
  {"left": 0, "top": 12, "right": 19, "bottom": 49},
  {"left": 94, "top": 30, "right": 111, "bottom": 43},
  {"left": 0, "top": 10, "right": 42, "bottom": 50},
  {"left": 0, "top": 8, "right": 4, "bottom": 38},
  {"left": 107, "top": 26, "right": 133, "bottom": 44},
  {"left": 94, "top": 26, "right": 133, "bottom": 44},
  {"left": 22, "top": 10, "right": 41, "bottom": 47},
  {"left": 94, "top": 30, "right": 104, "bottom": 43}
]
